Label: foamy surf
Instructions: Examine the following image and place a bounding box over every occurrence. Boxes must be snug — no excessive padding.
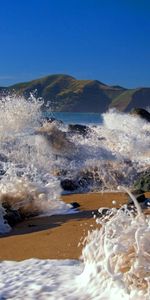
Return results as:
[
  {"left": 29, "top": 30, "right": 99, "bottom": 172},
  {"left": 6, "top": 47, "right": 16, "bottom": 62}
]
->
[
  {"left": 0, "top": 94, "right": 150, "bottom": 298},
  {"left": 0, "top": 94, "right": 73, "bottom": 233},
  {"left": 1, "top": 190, "right": 150, "bottom": 299},
  {"left": 0, "top": 94, "right": 149, "bottom": 232}
]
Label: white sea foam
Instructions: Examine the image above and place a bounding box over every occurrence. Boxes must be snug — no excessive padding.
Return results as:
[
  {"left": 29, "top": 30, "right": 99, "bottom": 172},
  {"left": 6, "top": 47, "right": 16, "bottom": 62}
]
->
[
  {"left": 0, "top": 94, "right": 41, "bottom": 141},
  {"left": 101, "top": 109, "right": 150, "bottom": 162}
]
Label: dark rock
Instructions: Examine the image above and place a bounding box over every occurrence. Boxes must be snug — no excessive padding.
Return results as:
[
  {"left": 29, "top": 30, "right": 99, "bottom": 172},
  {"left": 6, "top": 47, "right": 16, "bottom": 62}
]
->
[
  {"left": 98, "top": 208, "right": 110, "bottom": 217},
  {"left": 28, "top": 224, "right": 37, "bottom": 227},
  {"left": 61, "top": 179, "right": 78, "bottom": 191},
  {"left": 128, "top": 190, "right": 146, "bottom": 205},
  {"left": 143, "top": 198, "right": 150, "bottom": 208},
  {"left": 35, "top": 122, "right": 74, "bottom": 157},
  {"left": 4, "top": 208, "right": 22, "bottom": 227},
  {"left": 61, "top": 175, "right": 92, "bottom": 193},
  {"left": 70, "top": 202, "right": 80, "bottom": 209},
  {"left": 68, "top": 124, "right": 90, "bottom": 136},
  {"left": 130, "top": 108, "right": 150, "bottom": 122},
  {"left": 136, "top": 193, "right": 146, "bottom": 202}
]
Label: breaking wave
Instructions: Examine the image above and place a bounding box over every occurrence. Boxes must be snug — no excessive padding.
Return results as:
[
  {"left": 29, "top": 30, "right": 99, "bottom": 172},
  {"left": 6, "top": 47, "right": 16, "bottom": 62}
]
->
[
  {"left": 0, "top": 94, "right": 149, "bottom": 234},
  {"left": 0, "top": 94, "right": 72, "bottom": 233},
  {"left": 0, "top": 94, "right": 150, "bottom": 299}
]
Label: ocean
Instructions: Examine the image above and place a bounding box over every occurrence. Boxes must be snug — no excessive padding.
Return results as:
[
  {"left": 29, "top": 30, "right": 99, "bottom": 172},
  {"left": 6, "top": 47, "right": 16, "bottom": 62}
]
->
[
  {"left": 0, "top": 94, "right": 150, "bottom": 299},
  {"left": 45, "top": 111, "right": 103, "bottom": 125}
]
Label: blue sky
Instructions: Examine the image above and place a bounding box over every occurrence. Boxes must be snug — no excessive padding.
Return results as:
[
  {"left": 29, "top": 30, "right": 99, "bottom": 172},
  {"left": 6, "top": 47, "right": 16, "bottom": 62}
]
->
[{"left": 0, "top": 0, "right": 150, "bottom": 88}]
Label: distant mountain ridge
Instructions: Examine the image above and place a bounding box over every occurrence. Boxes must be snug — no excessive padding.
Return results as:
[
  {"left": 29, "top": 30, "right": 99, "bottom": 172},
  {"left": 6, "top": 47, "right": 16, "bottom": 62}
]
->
[{"left": 0, "top": 74, "right": 149, "bottom": 113}]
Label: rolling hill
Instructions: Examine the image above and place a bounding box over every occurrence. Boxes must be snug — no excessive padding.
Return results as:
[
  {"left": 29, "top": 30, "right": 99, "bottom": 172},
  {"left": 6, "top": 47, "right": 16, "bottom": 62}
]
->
[{"left": 0, "top": 74, "right": 149, "bottom": 113}]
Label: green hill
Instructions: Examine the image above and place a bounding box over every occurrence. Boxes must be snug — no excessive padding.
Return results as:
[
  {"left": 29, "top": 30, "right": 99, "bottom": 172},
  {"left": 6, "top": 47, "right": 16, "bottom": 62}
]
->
[
  {"left": 0, "top": 74, "right": 150, "bottom": 112},
  {"left": 109, "top": 88, "right": 150, "bottom": 112}
]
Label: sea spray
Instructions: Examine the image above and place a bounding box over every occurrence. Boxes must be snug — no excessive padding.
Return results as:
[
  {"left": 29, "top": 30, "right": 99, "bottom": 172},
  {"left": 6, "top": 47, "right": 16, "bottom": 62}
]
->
[
  {"left": 0, "top": 95, "right": 150, "bottom": 297},
  {"left": 0, "top": 96, "right": 149, "bottom": 230},
  {"left": 0, "top": 94, "right": 72, "bottom": 233},
  {"left": 0, "top": 93, "right": 42, "bottom": 141},
  {"left": 32, "top": 108, "right": 150, "bottom": 192},
  {"left": 79, "top": 188, "right": 150, "bottom": 299},
  {"left": 101, "top": 109, "right": 150, "bottom": 162},
  {"left": 58, "top": 109, "right": 150, "bottom": 192}
]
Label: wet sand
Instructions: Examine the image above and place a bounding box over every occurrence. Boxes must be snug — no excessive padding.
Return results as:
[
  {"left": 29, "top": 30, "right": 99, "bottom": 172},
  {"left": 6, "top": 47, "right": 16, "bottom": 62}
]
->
[{"left": 0, "top": 192, "right": 149, "bottom": 261}]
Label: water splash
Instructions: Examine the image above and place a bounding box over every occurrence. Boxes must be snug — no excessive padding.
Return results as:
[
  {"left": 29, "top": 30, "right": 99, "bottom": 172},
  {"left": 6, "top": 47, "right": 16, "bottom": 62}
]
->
[
  {"left": 53, "top": 109, "right": 150, "bottom": 191},
  {"left": 79, "top": 188, "right": 150, "bottom": 299},
  {"left": 0, "top": 97, "right": 149, "bottom": 231},
  {"left": 0, "top": 94, "right": 71, "bottom": 233}
]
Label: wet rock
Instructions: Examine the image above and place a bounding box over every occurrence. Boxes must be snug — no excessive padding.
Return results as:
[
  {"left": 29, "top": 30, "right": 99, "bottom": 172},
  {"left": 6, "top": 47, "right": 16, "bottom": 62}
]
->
[
  {"left": 61, "top": 179, "right": 78, "bottom": 191},
  {"left": 28, "top": 223, "right": 37, "bottom": 227},
  {"left": 61, "top": 174, "right": 93, "bottom": 193},
  {"left": 35, "top": 122, "right": 74, "bottom": 156},
  {"left": 1, "top": 192, "right": 41, "bottom": 226},
  {"left": 130, "top": 108, "right": 150, "bottom": 122},
  {"left": 68, "top": 124, "right": 90, "bottom": 136},
  {"left": 143, "top": 198, "right": 150, "bottom": 208},
  {"left": 128, "top": 190, "right": 146, "bottom": 205},
  {"left": 136, "top": 193, "right": 146, "bottom": 202},
  {"left": 70, "top": 202, "right": 80, "bottom": 209},
  {"left": 98, "top": 208, "right": 110, "bottom": 217},
  {"left": 3, "top": 204, "right": 22, "bottom": 227}
]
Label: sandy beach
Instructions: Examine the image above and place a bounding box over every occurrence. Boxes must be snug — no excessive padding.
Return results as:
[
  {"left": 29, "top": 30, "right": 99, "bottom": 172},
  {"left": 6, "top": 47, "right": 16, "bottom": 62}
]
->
[{"left": 1, "top": 192, "right": 149, "bottom": 261}]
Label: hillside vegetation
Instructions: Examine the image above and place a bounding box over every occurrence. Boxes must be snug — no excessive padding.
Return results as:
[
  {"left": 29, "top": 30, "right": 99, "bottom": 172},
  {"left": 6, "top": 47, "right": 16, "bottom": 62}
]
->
[{"left": 0, "top": 74, "right": 149, "bottom": 113}]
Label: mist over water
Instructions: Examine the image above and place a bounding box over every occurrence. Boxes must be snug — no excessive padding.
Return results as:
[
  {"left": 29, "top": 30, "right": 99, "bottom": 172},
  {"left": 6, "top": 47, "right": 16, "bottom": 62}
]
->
[{"left": 0, "top": 95, "right": 150, "bottom": 299}]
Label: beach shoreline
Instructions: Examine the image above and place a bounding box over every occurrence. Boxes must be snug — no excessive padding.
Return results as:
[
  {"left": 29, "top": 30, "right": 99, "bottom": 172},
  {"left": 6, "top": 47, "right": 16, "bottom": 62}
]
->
[{"left": 1, "top": 191, "right": 149, "bottom": 261}]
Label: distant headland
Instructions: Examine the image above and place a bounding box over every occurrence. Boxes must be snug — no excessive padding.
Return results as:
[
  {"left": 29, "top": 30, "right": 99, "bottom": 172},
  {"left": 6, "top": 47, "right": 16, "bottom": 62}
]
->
[{"left": 0, "top": 74, "right": 150, "bottom": 113}]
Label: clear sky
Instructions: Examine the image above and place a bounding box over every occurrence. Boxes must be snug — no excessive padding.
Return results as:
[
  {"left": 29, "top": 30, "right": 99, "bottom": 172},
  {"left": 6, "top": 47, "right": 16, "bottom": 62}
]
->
[{"left": 0, "top": 0, "right": 150, "bottom": 88}]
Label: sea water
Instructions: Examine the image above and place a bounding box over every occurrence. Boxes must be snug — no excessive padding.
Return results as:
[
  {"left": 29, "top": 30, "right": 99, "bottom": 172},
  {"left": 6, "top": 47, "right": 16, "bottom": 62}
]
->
[
  {"left": 0, "top": 94, "right": 150, "bottom": 299},
  {"left": 44, "top": 111, "right": 103, "bottom": 125}
]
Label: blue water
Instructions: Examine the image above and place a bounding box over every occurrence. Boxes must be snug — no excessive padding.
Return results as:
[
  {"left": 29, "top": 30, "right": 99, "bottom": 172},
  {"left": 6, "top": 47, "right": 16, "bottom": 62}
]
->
[{"left": 44, "top": 112, "right": 103, "bottom": 125}]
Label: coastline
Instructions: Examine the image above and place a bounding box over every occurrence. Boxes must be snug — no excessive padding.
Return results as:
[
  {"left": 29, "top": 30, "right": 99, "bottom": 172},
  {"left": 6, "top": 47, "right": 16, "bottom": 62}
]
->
[{"left": 1, "top": 191, "right": 150, "bottom": 261}]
